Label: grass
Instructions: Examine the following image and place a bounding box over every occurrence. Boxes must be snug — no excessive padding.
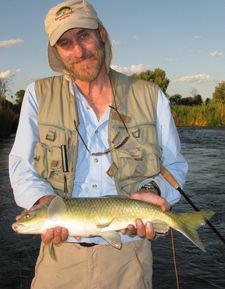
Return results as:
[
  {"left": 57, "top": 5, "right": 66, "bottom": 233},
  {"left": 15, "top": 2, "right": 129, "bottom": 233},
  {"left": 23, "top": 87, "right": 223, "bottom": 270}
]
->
[{"left": 171, "top": 103, "right": 225, "bottom": 127}]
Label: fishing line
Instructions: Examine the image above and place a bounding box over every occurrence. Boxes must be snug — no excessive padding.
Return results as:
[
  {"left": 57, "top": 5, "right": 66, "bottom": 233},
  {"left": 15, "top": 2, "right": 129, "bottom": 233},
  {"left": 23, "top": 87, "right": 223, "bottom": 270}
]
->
[
  {"left": 160, "top": 164, "right": 225, "bottom": 246},
  {"left": 170, "top": 229, "right": 180, "bottom": 289}
]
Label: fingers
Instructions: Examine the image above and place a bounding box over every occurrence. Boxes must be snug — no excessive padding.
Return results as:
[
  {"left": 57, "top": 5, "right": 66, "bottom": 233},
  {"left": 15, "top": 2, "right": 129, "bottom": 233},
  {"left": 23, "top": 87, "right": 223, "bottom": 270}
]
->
[
  {"left": 41, "top": 227, "right": 69, "bottom": 245},
  {"left": 130, "top": 191, "right": 171, "bottom": 212},
  {"left": 136, "top": 219, "right": 155, "bottom": 239},
  {"left": 120, "top": 224, "right": 137, "bottom": 235},
  {"left": 136, "top": 219, "right": 146, "bottom": 237},
  {"left": 35, "top": 195, "right": 55, "bottom": 207},
  {"left": 121, "top": 219, "right": 155, "bottom": 240},
  {"left": 16, "top": 209, "right": 28, "bottom": 221},
  {"left": 145, "top": 222, "right": 155, "bottom": 239},
  {"left": 74, "top": 236, "right": 81, "bottom": 241}
]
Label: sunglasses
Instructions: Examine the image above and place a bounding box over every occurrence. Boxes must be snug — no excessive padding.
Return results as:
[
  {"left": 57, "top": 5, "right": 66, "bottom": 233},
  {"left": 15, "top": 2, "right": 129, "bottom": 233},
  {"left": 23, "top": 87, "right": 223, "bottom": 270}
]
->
[{"left": 74, "top": 105, "right": 130, "bottom": 156}]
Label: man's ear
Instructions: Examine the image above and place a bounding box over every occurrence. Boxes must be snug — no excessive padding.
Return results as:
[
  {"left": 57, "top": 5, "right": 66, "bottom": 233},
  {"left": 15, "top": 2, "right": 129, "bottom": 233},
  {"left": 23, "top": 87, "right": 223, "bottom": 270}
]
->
[{"left": 98, "top": 24, "right": 108, "bottom": 43}]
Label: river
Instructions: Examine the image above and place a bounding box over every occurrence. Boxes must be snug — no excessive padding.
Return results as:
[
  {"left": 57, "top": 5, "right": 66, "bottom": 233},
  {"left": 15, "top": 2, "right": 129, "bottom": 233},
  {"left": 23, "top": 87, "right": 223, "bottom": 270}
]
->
[{"left": 0, "top": 128, "right": 225, "bottom": 289}]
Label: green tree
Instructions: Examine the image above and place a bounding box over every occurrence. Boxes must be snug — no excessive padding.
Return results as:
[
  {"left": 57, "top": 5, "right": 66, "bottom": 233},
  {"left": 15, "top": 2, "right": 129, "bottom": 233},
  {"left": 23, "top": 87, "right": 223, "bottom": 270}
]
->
[
  {"left": 169, "top": 94, "right": 182, "bottom": 105},
  {"left": 179, "top": 96, "right": 193, "bottom": 105},
  {"left": 133, "top": 68, "right": 170, "bottom": 93},
  {"left": 193, "top": 94, "right": 203, "bottom": 105},
  {"left": 172, "top": 94, "right": 203, "bottom": 106},
  {"left": 0, "top": 78, "right": 8, "bottom": 99},
  {"left": 15, "top": 89, "right": 25, "bottom": 106},
  {"left": 212, "top": 81, "right": 225, "bottom": 104}
]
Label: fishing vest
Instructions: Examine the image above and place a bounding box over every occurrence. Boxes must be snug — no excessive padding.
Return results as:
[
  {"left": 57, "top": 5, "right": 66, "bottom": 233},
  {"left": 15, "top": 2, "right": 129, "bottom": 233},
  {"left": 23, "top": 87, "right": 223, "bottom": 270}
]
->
[{"left": 34, "top": 69, "right": 161, "bottom": 198}]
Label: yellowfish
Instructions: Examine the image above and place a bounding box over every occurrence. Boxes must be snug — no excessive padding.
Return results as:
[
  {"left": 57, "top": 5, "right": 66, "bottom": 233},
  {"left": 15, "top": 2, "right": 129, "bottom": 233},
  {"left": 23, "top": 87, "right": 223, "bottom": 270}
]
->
[{"left": 12, "top": 196, "right": 214, "bottom": 251}]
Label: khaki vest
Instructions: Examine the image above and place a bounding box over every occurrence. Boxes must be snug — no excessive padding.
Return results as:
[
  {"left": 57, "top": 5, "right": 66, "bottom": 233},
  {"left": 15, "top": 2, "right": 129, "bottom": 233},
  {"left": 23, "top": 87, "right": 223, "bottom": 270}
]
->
[{"left": 34, "top": 69, "right": 161, "bottom": 198}]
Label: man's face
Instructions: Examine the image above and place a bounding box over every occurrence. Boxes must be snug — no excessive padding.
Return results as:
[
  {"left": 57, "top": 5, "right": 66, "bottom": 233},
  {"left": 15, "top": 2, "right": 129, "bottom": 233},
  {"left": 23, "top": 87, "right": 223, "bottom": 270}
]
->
[{"left": 55, "top": 27, "right": 106, "bottom": 82}]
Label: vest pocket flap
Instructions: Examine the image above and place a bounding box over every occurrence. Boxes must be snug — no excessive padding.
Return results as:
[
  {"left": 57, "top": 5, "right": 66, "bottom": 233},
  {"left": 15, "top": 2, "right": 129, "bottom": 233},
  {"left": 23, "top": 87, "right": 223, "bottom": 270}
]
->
[{"left": 117, "top": 148, "right": 143, "bottom": 159}]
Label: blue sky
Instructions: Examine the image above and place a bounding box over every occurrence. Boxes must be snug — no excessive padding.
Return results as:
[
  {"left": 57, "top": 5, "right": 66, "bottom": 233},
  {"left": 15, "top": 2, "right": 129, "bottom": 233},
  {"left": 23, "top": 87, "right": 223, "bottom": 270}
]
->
[{"left": 1, "top": 0, "right": 225, "bottom": 100}]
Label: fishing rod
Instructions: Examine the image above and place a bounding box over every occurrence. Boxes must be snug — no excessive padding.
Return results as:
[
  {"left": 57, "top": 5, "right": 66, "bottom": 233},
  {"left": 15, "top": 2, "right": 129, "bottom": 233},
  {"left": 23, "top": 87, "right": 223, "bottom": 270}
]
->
[{"left": 160, "top": 164, "right": 225, "bottom": 246}]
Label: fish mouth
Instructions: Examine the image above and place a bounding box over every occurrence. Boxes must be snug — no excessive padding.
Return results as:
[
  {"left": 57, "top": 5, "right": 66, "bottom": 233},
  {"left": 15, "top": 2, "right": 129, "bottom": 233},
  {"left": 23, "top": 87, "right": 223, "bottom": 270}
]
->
[{"left": 12, "top": 223, "right": 25, "bottom": 233}]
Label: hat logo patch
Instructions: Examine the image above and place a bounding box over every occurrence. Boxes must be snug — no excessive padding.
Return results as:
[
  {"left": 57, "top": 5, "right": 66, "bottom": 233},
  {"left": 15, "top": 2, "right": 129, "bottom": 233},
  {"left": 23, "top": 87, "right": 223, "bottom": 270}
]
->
[{"left": 55, "top": 6, "right": 73, "bottom": 21}]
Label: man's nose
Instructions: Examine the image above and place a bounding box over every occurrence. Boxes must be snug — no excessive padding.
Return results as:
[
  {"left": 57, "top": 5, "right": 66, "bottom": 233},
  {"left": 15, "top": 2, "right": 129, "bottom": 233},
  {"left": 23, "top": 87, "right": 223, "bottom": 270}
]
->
[{"left": 71, "top": 41, "right": 85, "bottom": 58}]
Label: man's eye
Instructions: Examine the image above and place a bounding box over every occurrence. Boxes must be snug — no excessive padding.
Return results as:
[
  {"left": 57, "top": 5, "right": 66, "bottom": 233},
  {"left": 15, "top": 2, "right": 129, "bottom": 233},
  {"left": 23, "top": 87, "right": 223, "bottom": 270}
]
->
[
  {"left": 57, "top": 39, "right": 70, "bottom": 48},
  {"left": 79, "top": 32, "right": 90, "bottom": 40}
]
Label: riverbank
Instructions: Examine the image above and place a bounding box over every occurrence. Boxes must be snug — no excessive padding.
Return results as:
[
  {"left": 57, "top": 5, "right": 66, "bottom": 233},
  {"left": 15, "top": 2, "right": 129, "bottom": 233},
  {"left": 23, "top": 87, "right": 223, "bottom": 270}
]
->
[
  {"left": 1, "top": 103, "right": 225, "bottom": 137},
  {"left": 172, "top": 103, "right": 225, "bottom": 127}
]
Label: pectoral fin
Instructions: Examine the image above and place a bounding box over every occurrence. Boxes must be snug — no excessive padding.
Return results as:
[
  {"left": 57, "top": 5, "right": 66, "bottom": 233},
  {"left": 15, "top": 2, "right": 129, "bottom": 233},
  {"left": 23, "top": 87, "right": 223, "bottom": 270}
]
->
[
  {"left": 100, "top": 231, "right": 122, "bottom": 249},
  {"left": 48, "top": 196, "right": 67, "bottom": 220},
  {"left": 96, "top": 218, "right": 115, "bottom": 228}
]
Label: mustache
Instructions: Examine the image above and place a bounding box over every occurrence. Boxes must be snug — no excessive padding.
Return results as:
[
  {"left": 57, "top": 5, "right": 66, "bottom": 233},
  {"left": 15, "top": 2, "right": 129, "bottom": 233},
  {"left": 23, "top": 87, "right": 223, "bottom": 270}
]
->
[{"left": 69, "top": 52, "right": 96, "bottom": 65}]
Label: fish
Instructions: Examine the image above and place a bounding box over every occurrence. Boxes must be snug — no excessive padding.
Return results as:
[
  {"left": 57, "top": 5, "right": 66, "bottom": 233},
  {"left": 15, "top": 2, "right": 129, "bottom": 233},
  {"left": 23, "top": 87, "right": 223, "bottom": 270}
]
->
[{"left": 12, "top": 196, "right": 214, "bottom": 251}]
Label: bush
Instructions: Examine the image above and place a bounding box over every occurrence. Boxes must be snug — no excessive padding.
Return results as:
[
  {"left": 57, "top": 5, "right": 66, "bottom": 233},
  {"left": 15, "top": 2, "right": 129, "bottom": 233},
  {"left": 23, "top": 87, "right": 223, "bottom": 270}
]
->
[{"left": 0, "top": 108, "right": 18, "bottom": 137}]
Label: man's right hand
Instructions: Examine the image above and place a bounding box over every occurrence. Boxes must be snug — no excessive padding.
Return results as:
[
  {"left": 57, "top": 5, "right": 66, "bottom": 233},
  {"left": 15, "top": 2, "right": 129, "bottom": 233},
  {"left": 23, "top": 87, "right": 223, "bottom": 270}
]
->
[{"left": 41, "top": 226, "right": 69, "bottom": 245}]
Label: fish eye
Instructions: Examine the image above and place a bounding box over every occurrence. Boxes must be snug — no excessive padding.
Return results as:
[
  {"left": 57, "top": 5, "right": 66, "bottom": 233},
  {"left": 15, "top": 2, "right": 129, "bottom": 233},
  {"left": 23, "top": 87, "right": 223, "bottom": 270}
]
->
[{"left": 22, "top": 211, "right": 35, "bottom": 220}]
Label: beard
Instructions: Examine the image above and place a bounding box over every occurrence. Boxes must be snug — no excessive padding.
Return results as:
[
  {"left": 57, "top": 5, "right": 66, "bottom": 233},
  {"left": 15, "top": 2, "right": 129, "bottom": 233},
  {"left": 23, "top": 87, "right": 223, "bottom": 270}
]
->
[{"left": 64, "top": 44, "right": 105, "bottom": 82}]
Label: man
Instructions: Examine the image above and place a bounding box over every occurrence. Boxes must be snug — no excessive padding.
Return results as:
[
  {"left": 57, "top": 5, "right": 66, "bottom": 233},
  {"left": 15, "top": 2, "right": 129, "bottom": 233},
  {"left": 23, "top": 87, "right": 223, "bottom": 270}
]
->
[{"left": 9, "top": 0, "right": 188, "bottom": 288}]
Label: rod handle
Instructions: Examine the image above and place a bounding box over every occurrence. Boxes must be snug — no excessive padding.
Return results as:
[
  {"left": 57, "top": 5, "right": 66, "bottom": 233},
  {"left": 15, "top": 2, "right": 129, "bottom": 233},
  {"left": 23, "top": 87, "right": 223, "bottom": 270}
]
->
[{"left": 160, "top": 164, "right": 179, "bottom": 189}]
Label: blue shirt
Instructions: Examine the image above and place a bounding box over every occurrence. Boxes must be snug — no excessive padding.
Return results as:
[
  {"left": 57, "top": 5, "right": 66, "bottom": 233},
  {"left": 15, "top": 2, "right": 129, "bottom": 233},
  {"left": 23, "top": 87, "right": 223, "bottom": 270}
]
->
[{"left": 73, "top": 84, "right": 118, "bottom": 198}]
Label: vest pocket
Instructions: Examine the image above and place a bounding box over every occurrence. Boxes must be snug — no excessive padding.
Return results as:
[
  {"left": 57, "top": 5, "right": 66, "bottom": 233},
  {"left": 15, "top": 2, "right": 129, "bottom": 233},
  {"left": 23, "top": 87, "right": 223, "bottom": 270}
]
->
[
  {"left": 34, "top": 142, "right": 62, "bottom": 179},
  {"left": 116, "top": 144, "right": 161, "bottom": 181}
]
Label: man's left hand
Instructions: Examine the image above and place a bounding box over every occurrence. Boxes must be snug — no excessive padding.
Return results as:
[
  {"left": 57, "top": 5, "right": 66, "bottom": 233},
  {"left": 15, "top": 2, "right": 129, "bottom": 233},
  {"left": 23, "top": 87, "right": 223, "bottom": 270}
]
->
[{"left": 121, "top": 191, "right": 171, "bottom": 240}]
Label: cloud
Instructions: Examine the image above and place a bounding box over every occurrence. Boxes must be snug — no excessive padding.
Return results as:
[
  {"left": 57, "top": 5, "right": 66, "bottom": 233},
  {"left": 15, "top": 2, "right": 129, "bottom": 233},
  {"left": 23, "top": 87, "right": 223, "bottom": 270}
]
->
[
  {"left": 0, "top": 38, "right": 24, "bottom": 48},
  {"left": 173, "top": 74, "right": 216, "bottom": 84},
  {"left": 210, "top": 50, "right": 223, "bottom": 57},
  {"left": 111, "top": 64, "right": 150, "bottom": 75},
  {"left": 0, "top": 69, "right": 20, "bottom": 79},
  {"left": 194, "top": 35, "right": 202, "bottom": 39},
  {"left": 0, "top": 70, "right": 14, "bottom": 79},
  {"left": 112, "top": 40, "right": 121, "bottom": 46}
]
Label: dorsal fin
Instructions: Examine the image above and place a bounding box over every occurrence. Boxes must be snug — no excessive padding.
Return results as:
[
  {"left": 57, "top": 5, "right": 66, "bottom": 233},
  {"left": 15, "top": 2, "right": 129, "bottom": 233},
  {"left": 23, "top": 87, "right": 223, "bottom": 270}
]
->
[{"left": 47, "top": 196, "right": 67, "bottom": 220}]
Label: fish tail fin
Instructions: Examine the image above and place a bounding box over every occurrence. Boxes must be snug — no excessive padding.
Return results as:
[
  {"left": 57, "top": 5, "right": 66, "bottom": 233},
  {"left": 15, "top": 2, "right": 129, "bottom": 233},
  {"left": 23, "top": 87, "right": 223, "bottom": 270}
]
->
[{"left": 172, "top": 210, "right": 214, "bottom": 251}]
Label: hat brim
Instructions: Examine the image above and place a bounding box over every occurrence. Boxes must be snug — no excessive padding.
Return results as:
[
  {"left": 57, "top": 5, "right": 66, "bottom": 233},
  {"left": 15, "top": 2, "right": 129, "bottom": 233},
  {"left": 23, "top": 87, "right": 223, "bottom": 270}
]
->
[{"left": 49, "top": 19, "right": 98, "bottom": 46}]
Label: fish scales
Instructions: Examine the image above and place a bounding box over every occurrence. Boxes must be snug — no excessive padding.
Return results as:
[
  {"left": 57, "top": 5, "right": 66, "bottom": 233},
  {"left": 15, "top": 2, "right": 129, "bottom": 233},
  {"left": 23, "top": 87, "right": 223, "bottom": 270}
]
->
[{"left": 63, "top": 198, "right": 167, "bottom": 229}]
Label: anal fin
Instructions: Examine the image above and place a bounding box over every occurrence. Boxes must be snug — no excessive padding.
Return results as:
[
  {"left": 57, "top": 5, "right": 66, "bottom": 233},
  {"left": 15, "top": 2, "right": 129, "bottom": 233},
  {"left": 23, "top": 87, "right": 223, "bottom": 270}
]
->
[{"left": 152, "top": 221, "right": 169, "bottom": 235}]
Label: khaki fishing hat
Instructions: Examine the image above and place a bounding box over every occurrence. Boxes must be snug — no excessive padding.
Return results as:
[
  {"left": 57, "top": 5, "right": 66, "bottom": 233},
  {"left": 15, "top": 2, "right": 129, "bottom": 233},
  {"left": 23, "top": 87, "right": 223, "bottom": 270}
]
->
[{"left": 45, "top": 0, "right": 112, "bottom": 74}]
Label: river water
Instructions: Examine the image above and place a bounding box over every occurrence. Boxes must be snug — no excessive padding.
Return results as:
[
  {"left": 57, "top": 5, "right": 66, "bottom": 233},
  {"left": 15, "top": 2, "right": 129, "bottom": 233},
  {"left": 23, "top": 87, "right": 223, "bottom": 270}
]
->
[{"left": 0, "top": 128, "right": 225, "bottom": 289}]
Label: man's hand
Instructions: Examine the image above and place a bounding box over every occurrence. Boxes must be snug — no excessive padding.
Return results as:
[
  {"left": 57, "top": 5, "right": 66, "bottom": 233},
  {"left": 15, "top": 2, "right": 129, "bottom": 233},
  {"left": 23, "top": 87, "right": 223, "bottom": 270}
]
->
[
  {"left": 41, "top": 226, "right": 69, "bottom": 245},
  {"left": 121, "top": 191, "right": 171, "bottom": 240}
]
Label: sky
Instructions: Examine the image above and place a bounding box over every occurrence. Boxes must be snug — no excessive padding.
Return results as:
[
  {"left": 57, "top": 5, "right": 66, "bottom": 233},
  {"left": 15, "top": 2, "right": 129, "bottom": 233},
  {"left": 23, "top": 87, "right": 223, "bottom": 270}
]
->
[{"left": 1, "top": 0, "right": 225, "bottom": 101}]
